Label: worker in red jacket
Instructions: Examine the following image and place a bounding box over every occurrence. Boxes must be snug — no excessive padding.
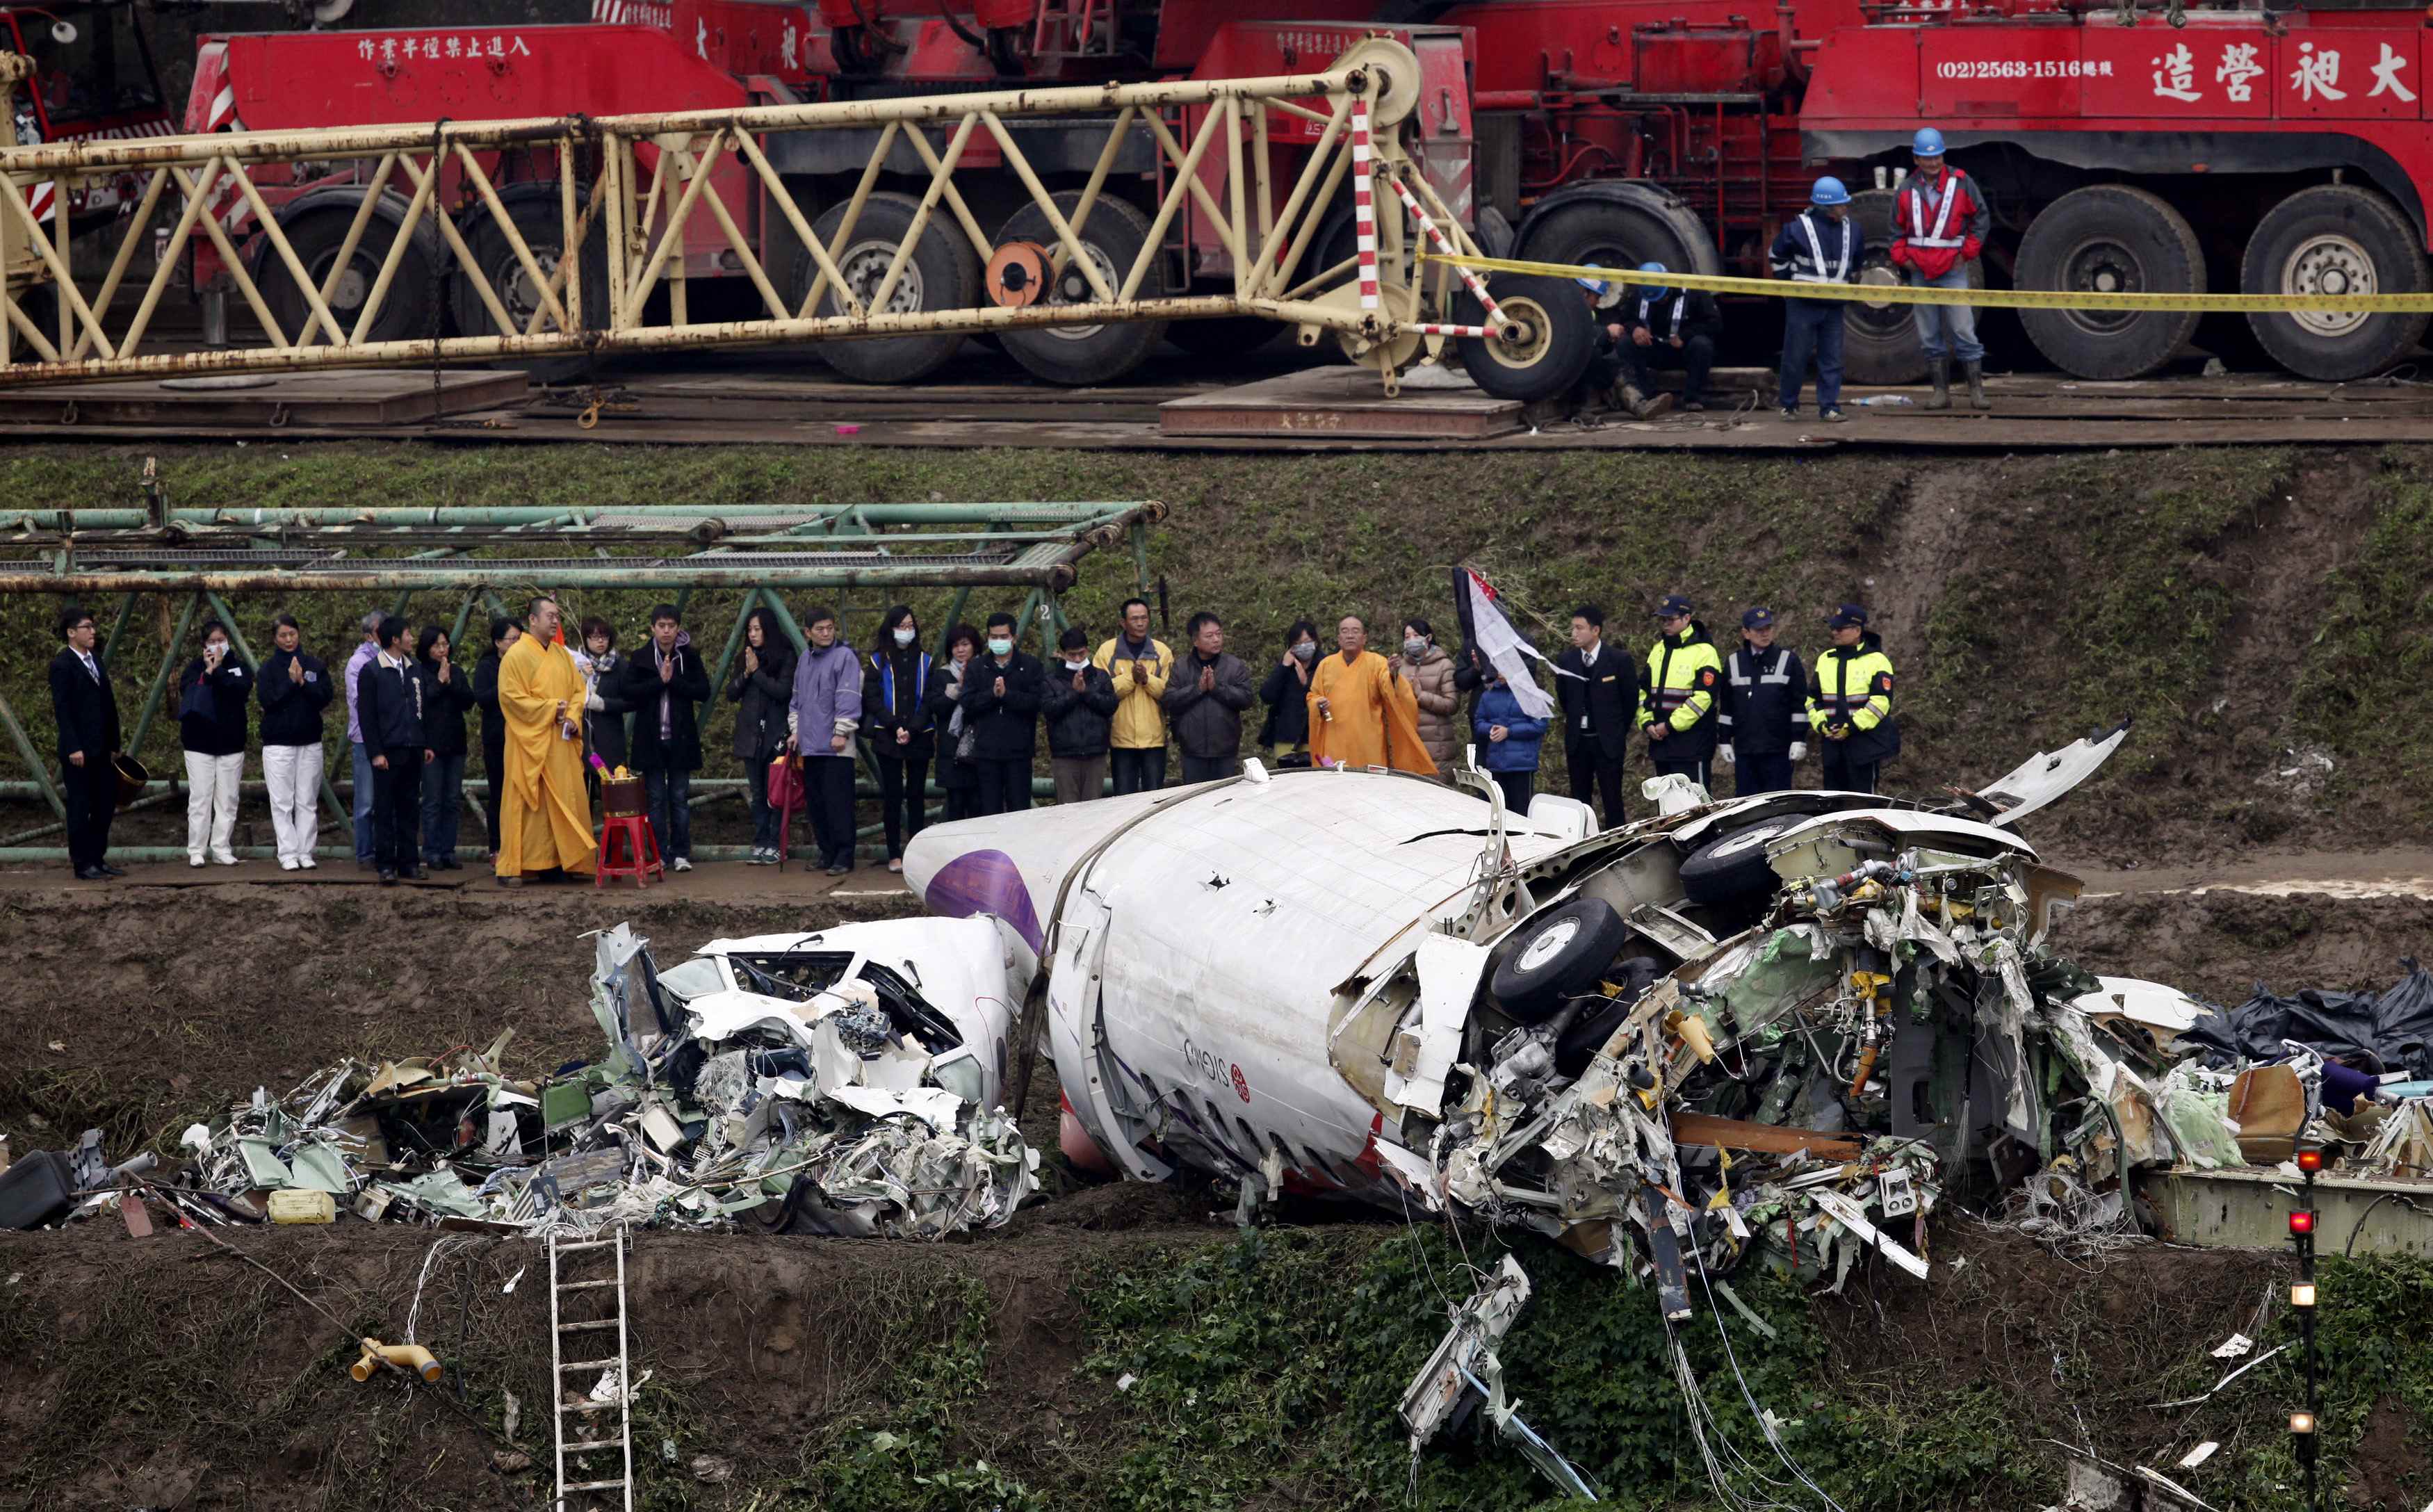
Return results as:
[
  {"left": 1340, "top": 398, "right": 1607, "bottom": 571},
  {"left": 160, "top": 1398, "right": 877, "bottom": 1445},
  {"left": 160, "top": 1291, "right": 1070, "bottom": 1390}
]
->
[{"left": 1889, "top": 127, "right": 1993, "bottom": 414}]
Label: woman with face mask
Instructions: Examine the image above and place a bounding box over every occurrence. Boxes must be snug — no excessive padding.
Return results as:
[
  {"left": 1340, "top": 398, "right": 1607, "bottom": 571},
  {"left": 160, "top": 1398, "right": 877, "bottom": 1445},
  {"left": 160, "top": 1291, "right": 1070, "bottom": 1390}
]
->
[
  {"left": 925, "top": 624, "right": 984, "bottom": 822},
  {"left": 1399, "top": 618, "right": 1460, "bottom": 779},
  {"left": 1258, "top": 619, "right": 1321, "bottom": 768},
  {"left": 178, "top": 619, "right": 252, "bottom": 866},
  {"left": 257, "top": 615, "right": 332, "bottom": 871},
  {"left": 1043, "top": 624, "right": 1120, "bottom": 804},
  {"left": 729, "top": 608, "right": 796, "bottom": 866},
  {"left": 861, "top": 605, "right": 934, "bottom": 871}
]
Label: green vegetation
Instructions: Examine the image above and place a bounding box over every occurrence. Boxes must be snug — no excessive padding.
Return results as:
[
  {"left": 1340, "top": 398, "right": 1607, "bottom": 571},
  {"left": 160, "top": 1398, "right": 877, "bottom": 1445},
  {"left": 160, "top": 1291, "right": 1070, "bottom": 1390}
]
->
[{"left": 6, "top": 441, "right": 2430, "bottom": 846}]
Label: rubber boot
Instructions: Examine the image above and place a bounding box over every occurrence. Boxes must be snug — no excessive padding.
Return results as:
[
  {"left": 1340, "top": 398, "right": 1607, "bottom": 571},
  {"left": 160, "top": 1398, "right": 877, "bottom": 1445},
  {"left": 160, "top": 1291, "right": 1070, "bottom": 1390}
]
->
[
  {"left": 1632, "top": 391, "right": 1675, "bottom": 420},
  {"left": 1965, "top": 360, "right": 1990, "bottom": 411},
  {"left": 1922, "top": 358, "right": 1951, "bottom": 412}
]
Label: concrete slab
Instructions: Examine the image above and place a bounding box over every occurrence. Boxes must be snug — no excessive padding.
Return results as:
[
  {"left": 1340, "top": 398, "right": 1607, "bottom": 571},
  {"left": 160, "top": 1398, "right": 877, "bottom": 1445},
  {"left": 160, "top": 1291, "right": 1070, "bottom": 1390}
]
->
[{"left": 1159, "top": 364, "right": 1524, "bottom": 439}]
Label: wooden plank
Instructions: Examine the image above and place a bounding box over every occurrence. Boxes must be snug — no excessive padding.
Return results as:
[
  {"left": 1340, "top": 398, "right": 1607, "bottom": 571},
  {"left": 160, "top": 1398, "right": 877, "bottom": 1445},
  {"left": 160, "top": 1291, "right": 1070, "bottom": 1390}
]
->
[
  {"left": 0, "top": 368, "right": 528, "bottom": 425},
  {"left": 1670, "top": 1112, "right": 1864, "bottom": 1159},
  {"left": 1160, "top": 366, "right": 1523, "bottom": 439}
]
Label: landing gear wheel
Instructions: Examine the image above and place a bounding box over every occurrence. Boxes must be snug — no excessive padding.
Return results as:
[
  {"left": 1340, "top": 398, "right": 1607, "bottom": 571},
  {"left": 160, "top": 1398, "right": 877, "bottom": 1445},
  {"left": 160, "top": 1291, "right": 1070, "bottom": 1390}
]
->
[
  {"left": 1842, "top": 188, "right": 1982, "bottom": 386},
  {"left": 996, "top": 193, "right": 1165, "bottom": 386},
  {"left": 793, "top": 190, "right": 982, "bottom": 385},
  {"left": 453, "top": 193, "right": 611, "bottom": 380},
  {"left": 1553, "top": 957, "right": 1667, "bottom": 1075},
  {"left": 1490, "top": 896, "right": 1630, "bottom": 1023},
  {"left": 1677, "top": 818, "right": 1800, "bottom": 906},
  {"left": 2014, "top": 184, "right": 2202, "bottom": 380},
  {"left": 1453, "top": 273, "right": 1593, "bottom": 402},
  {"left": 266, "top": 208, "right": 438, "bottom": 348},
  {"left": 2240, "top": 185, "right": 2430, "bottom": 381}
]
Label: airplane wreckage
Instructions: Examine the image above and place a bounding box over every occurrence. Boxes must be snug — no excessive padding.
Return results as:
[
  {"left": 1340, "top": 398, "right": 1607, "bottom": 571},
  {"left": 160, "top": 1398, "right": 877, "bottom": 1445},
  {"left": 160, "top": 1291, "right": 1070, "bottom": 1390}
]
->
[{"left": 19, "top": 722, "right": 2427, "bottom": 1499}]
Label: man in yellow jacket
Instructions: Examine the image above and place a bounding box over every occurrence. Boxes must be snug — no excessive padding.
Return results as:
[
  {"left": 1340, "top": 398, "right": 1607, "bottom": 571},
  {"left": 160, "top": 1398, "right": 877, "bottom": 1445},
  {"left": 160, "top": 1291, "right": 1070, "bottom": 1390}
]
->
[
  {"left": 1094, "top": 597, "right": 1173, "bottom": 796},
  {"left": 1638, "top": 594, "right": 1724, "bottom": 793},
  {"left": 1807, "top": 603, "right": 1898, "bottom": 794},
  {"left": 1308, "top": 615, "right": 1435, "bottom": 776}
]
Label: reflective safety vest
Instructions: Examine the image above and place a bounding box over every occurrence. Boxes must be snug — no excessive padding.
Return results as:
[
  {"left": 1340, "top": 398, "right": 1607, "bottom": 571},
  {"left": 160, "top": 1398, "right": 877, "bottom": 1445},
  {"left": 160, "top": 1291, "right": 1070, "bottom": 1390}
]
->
[
  {"left": 1892, "top": 167, "right": 1987, "bottom": 282},
  {"left": 1808, "top": 633, "right": 1898, "bottom": 764},
  {"left": 1638, "top": 625, "right": 1723, "bottom": 760},
  {"left": 1780, "top": 209, "right": 1857, "bottom": 284}
]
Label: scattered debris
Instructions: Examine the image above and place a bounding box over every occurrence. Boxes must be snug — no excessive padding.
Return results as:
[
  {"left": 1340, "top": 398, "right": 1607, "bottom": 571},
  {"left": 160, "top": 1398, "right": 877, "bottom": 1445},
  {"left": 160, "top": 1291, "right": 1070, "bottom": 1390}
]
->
[{"left": 8, "top": 923, "right": 1035, "bottom": 1239}]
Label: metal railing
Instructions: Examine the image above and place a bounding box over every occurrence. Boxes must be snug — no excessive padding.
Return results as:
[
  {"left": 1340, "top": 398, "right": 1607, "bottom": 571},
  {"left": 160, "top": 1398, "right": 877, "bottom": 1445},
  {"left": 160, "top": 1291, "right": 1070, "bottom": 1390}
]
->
[{"left": 0, "top": 39, "right": 1490, "bottom": 396}]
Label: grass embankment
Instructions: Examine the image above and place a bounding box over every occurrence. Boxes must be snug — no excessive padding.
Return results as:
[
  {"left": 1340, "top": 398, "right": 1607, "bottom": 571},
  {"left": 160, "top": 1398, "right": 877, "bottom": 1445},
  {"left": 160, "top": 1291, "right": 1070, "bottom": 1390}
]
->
[
  {"left": 3, "top": 443, "right": 2430, "bottom": 855},
  {"left": 3, "top": 1219, "right": 2425, "bottom": 1511}
]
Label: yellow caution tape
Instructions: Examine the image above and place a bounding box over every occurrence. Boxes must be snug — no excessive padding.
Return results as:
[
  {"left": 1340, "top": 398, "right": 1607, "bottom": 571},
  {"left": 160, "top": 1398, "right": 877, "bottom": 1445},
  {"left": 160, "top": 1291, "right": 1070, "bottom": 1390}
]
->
[{"left": 1419, "top": 252, "right": 2433, "bottom": 314}]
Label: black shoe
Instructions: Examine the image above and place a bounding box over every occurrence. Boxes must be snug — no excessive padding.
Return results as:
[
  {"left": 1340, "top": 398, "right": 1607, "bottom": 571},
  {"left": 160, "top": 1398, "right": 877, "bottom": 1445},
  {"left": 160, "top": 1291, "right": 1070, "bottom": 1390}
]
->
[
  {"left": 357, "top": 856, "right": 376, "bottom": 872},
  {"left": 826, "top": 863, "right": 849, "bottom": 877},
  {"left": 99, "top": 864, "right": 127, "bottom": 877},
  {"left": 1680, "top": 398, "right": 1706, "bottom": 412},
  {"left": 402, "top": 865, "right": 425, "bottom": 881},
  {"left": 438, "top": 856, "right": 462, "bottom": 871},
  {"left": 378, "top": 868, "right": 398, "bottom": 885},
  {"left": 76, "top": 866, "right": 108, "bottom": 881},
  {"left": 1779, "top": 405, "right": 1799, "bottom": 420}
]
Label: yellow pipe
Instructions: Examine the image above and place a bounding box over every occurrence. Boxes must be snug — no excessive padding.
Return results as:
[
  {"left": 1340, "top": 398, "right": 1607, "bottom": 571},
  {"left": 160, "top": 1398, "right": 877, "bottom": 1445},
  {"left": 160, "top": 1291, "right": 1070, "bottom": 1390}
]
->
[{"left": 352, "top": 1338, "right": 444, "bottom": 1384}]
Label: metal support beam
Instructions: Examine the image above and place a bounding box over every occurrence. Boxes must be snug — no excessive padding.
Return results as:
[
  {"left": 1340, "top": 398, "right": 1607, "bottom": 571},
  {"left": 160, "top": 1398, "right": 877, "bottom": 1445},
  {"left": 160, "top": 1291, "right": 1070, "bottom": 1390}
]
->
[
  {"left": 0, "top": 687, "right": 65, "bottom": 820},
  {"left": 128, "top": 590, "right": 202, "bottom": 761}
]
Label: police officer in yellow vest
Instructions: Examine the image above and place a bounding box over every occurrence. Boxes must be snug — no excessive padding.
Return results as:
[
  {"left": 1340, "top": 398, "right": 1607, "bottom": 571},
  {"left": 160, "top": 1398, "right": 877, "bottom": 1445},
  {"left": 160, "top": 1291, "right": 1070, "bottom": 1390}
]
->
[
  {"left": 1638, "top": 594, "right": 1724, "bottom": 791},
  {"left": 1807, "top": 603, "right": 1898, "bottom": 794}
]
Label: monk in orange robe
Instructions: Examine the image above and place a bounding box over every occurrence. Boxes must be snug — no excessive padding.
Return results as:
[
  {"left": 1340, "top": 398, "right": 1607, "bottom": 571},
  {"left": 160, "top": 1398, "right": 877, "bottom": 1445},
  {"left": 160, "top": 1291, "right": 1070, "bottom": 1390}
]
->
[
  {"left": 495, "top": 595, "right": 595, "bottom": 884},
  {"left": 1307, "top": 615, "right": 1435, "bottom": 776}
]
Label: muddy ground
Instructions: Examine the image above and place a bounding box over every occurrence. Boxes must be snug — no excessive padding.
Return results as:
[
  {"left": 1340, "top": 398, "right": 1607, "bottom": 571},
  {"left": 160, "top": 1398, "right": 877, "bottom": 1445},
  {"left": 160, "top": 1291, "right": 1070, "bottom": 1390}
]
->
[{"left": 2, "top": 873, "right": 2429, "bottom": 1511}]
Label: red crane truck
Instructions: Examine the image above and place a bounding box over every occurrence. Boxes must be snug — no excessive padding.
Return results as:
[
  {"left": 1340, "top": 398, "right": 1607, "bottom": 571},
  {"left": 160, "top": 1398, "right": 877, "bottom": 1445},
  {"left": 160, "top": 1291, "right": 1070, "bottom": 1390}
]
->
[{"left": 179, "top": 0, "right": 2433, "bottom": 384}]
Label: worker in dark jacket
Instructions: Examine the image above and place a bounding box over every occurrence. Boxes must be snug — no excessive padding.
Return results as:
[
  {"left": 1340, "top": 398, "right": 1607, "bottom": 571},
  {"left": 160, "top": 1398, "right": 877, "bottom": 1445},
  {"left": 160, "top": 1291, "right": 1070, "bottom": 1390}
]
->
[
  {"left": 576, "top": 618, "right": 631, "bottom": 786},
  {"left": 355, "top": 615, "right": 428, "bottom": 884},
  {"left": 1808, "top": 603, "right": 1898, "bottom": 795},
  {"left": 1771, "top": 177, "right": 1864, "bottom": 423},
  {"left": 472, "top": 616, "right": 522, "bottom": 861},
  {"left": 1162, "top": 611, "right": 1257, "bottom": 783},
  {"left": 1258, "top": 620, "right": 1320, "bottom": 767},
  {"left": 47, "top": 604, "right": 124, "bottom": 881},
  {"left": 258, "top": 615, "right": 333, "bottom": 871},
  {"left": 1716, "top": 607, "right": 1809, "bottom": 798},
  {"left": 1638, "top": 594, "right": 1724, "bottom": 793},
  {"left": 729, "top": 608, "right": 795, "bottom": 867},
  {"left": 621, "top": 603, "right": 712, "bottom": 872},
  {"left": 1554, "top": 604, "right": 1635, "bottom": 828},
  {"left": 963, "top": 612, "right": 1044, "bottom": 816},
  {"left": 860, "top": 605, "right": 929, "bottom": 872},
  {"left": 1616, "top": 261, "right": 1720, "bottom": 413},
  {"left": 177, "top": 619, "right": 252, "bottom": 868},
  {"left": 414, "top": 626, "right": 478, "bottom": 871},
  {"left": 1043, "top": 626, "right": 1119, "bottom": 805}
]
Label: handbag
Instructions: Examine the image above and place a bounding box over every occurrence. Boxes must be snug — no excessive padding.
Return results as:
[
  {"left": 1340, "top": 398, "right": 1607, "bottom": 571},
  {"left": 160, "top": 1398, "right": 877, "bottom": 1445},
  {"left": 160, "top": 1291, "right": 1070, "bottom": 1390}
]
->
[
  {"left": 766, "top": 751, "right": 804, "bottom": 813},
  {"left": 177, "top": 670, "right": 216, "bottom": 722}
]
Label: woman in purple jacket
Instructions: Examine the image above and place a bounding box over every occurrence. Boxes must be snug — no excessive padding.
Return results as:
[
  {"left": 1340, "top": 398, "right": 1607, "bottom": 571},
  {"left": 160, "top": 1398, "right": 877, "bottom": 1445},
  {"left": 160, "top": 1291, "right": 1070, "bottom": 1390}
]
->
[{"left": 786, "top": 604, "right": 863, "bottom": 876}]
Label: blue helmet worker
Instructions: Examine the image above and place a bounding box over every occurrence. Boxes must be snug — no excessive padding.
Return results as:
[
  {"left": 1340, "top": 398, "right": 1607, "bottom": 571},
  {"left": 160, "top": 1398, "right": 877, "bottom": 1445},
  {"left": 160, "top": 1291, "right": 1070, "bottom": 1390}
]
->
[
  {"left": 1768, "top": 177, "right": 1866, "bottom": 423},
  {"left": 1611, "top": 259, "right": 1720, "bottom": 416}
]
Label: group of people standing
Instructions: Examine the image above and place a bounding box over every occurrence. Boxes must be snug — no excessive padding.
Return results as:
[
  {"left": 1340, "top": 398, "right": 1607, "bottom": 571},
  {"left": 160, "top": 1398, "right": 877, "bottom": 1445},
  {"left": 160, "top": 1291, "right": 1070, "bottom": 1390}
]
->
[{"left": 41, "top": 587, "right": 1900, "bottom": 882}]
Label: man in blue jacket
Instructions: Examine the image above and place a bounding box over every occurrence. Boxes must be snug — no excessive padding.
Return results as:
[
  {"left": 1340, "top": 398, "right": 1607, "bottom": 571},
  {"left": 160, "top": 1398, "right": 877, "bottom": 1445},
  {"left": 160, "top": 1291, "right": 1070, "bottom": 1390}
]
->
[
  {"left": 355, "top": 615, "right": 428, "bottom": 884},
  {"left": 1716, "top": 607, "right": 1809, "bottom": 797},
  {"left": 1771, "top": 177, "right": 1864, "bottom": 424},
  {"left": 788, "top": 605, "right": 864, "bottom": 876}
]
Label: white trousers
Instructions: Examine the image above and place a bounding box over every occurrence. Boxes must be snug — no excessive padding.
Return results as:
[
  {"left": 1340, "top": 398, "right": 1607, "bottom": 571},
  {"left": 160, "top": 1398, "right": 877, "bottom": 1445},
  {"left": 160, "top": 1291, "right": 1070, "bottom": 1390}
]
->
[
  {"left": 262, "top": 742, "right": 324, "bottom": 863},
  {"left": 184, "top": 749, "right": 245, "bottom": 862}
]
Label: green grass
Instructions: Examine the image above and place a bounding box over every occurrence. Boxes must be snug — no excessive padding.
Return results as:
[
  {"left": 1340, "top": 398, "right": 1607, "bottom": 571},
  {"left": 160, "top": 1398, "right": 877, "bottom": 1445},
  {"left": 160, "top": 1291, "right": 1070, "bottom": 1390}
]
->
[{"left": 6, "top": 441, "right": 2433, "bottom": 843}]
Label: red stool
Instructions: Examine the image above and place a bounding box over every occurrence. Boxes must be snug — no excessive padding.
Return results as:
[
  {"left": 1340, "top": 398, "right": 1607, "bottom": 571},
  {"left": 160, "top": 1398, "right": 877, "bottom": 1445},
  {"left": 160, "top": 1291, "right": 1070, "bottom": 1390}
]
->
[{"left": 596, "top": 776, "right": 665, "bottom": 888}]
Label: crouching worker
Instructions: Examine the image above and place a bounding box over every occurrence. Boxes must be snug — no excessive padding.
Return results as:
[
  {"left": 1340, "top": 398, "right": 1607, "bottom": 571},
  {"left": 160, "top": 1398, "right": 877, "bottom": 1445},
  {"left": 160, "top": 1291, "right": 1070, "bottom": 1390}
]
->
[{"left": 1615, "top": 261, "right": 1719, "bottom": 414}]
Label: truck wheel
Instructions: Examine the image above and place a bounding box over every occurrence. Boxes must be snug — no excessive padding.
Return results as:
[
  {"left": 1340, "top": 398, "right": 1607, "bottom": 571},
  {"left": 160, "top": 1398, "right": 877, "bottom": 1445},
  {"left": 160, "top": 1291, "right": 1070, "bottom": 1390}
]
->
[
  {"left": 452, "top": 195, "right": 610, "bottom": 343},
  {"left": 1517, "top": 197, "right": 1716, "bottom": 293},
  {"left": 1841, "top": 188, "right": 1983, "bottom": 386},
  {"left": 1454, "top": 273, "right": 1593, "bottom": 402},
  {"left": 996, "top": 193, "right": 1166, "bottom": 386},
  {"left": 2240, "top": 185, "right": 2430, "bottom": 381},
  {"left": 795, "top": 191, "right": 980, "bottom": 384},
  {"left": 3, "top": 285, "right": 60, "bottom": 366},
  {"left": 2013, "top": 185, "right": 2202, "bottom": 380},
  {"left": 264, "top": 209, "right": 438, "bottom": 348}
]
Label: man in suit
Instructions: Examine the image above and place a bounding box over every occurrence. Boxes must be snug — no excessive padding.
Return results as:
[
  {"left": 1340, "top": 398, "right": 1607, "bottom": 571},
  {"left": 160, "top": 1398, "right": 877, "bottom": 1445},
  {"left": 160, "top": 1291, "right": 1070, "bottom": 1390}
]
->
[
  {"left": 48, "top": 604, "right": 125, "bottom": 881},
  {"left": 1554, "top": 603, "right": 1636, "bottom": 829},
  {"left": 355, "top": 615, "right": 429, "bottom": 884}
]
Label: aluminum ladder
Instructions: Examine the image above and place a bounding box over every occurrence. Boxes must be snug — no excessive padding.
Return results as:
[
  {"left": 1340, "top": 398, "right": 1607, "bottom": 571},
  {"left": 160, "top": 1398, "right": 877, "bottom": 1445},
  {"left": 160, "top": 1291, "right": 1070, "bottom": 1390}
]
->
[{"left": 547, "top": 1226, "right": 635, "bottom": 1512}]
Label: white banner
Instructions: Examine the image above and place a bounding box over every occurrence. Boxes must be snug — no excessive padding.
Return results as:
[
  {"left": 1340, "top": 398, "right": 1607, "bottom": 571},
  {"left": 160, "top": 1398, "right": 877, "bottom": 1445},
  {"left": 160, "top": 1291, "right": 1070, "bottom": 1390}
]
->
[{"left": 1463, "top": 571, "right": 1556, "bottom": 720}]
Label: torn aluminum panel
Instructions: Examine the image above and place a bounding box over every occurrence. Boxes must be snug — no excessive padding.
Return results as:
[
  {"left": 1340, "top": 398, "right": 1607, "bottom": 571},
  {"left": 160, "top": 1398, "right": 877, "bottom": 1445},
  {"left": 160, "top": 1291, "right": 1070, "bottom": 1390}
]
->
[{"left": 1401, "top": 1255, "right": 1600, "bottom": 1502}]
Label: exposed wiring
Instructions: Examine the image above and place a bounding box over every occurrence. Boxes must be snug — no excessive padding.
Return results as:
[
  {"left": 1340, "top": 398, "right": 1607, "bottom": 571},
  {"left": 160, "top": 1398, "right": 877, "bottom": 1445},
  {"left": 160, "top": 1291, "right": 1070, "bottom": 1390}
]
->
[{"left": 2345, "top": 1189, "right": 2432, "bottom": 1259}]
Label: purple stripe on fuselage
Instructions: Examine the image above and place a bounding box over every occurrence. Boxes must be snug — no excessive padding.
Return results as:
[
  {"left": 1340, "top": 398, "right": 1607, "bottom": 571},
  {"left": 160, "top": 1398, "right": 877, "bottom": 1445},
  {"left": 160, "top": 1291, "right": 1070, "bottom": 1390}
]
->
[{"left": 922, "top": 849, "right": 1045, "bottom": 955}]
